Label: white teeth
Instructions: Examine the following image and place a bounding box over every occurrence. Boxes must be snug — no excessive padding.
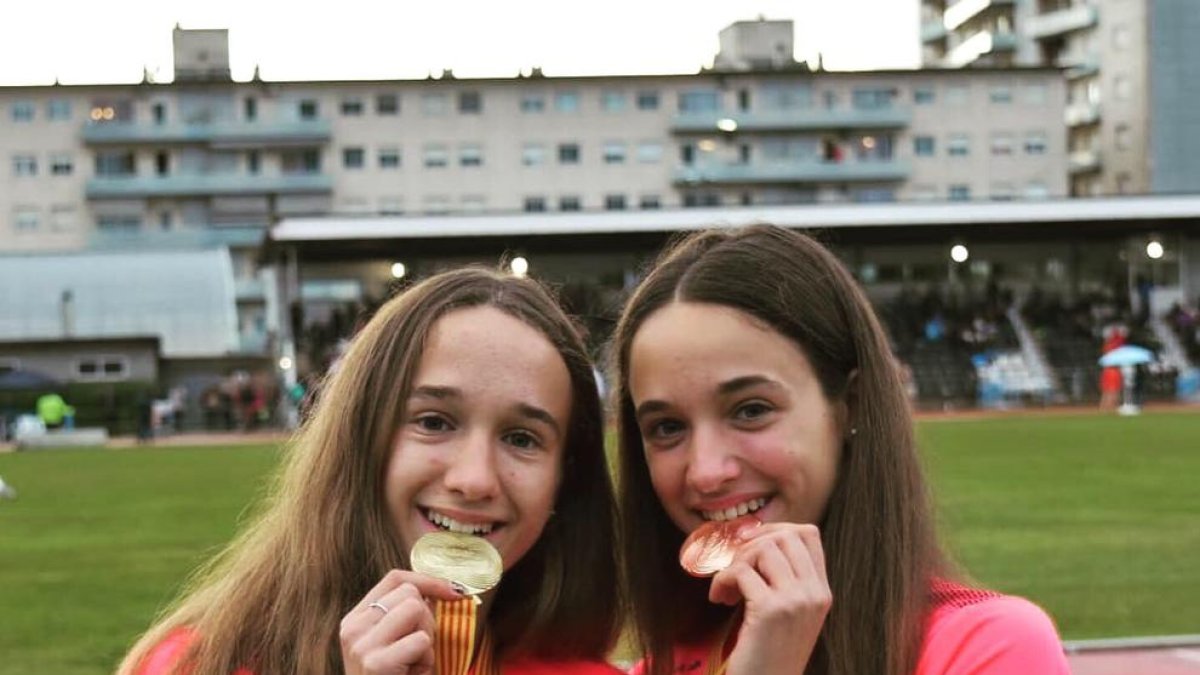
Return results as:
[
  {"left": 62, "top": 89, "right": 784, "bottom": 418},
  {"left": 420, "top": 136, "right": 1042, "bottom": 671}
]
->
[
  {"left": 426, "top": 509, "right": 494, "bottom": 535},
  {"left": 702, "top": 497, "right": 768, "bottom": 522}
]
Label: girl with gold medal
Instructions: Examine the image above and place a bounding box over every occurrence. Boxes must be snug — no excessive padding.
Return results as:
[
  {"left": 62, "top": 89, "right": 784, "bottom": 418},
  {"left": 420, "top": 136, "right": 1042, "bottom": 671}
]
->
[
  {"left": 120, "top": 268, "right": 622, "bottom": 675},
  {"left": 613, "top": 225, "right": 1071, "bottom": 675}
]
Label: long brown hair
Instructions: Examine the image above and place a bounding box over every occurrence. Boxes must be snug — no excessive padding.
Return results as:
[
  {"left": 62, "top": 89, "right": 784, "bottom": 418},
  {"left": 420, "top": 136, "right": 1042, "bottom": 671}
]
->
[
  {"left": 120, "top": 267, "right": 619, "bottom": 674},
  {"left": 612, "top": 225, "right": 947, "bottom": 675}
]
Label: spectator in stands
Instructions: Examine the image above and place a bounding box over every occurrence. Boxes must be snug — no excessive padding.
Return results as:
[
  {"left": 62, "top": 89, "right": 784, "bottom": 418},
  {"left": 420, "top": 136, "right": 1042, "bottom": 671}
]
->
[
  {"left": 120, "top": 268, "right": 621, "bottom": 675},
  {"left": 612, "top": 225, "right": 1070, "bottom": 675}
]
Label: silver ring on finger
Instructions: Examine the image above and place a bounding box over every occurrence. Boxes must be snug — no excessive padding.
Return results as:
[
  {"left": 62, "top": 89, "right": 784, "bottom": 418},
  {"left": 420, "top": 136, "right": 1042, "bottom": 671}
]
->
[{"left": 367, "top": 601, "right": 390, "bottom": 616}]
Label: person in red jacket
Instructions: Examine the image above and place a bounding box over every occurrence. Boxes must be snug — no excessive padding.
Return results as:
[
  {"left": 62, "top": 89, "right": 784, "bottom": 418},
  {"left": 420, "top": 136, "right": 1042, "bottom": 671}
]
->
[
  {"left": 120, "top": 268, "right": 622, "bottom": 675},
  {"left": 612, "top": 225, "right": 1070, "bottom": 675}
]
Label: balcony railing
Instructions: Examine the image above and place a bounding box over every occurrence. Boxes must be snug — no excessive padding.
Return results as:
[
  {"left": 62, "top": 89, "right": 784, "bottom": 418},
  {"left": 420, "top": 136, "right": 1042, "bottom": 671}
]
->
[
  {"left": 945, "top": 30, "right": 1018, "bottom": 67},
  {"left": 944, "top": 0, "right": 1016, "bottom": 31},
  {"left": 86, "top": 173, "right": 333, "bottom": 199},
  {"left": 922, "top": 20, "right": 948, "bottom": 43},
  {"left": 1027, "top": 4, "right": 1099, "bottom": 39},
  {"left": 1065, "top": 101, "right": 1101, "bottom": 127},
  {"left": 82, "top": 119, "right": 332, "bottom": 146},
  {"left": 235, "top": 278, "right": 267, "bottom": 301},
  {"left": 673, "top": 160, "right": 910, "bottom": 185},
  {"left": 671, "top": 108, "right": 911, "bottom": 133},
  {"left": 1068, "top": 149, "right": 1102, "bottom": 174}
]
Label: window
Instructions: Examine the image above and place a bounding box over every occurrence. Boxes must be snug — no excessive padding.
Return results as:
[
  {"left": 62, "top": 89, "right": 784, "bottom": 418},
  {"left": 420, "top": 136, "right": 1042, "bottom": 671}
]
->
[
  {"left": 379, "top": 147, "right": 401, "bottom": 168},
  {"left": 461, "top": 195, "right": 486, "bottom": 213},
  {"left": 853, "top": 188, "right": 895, "bottom": 203},
  {"left": 948, "top": 184, "right": 971, "bottom": 201},
  {"left": 376, "top": 93, "right": 399, "bottom": 115},
  {"left": 341, "top": 98, "right": 364, "bottom": 116},
  {"left": 990, "top": 132, "right": 1014, "bottom": 156},
  {"left": 524, "top": 196, "right": 547, "bottom": 213},
  {"left": 244, "top": 97, "right": 258, "bottom": 121},
  {"left": 559, "top": 195, "right": 581, "bottom": 212},
  {"left": 50, "top": 153, "right": 73, "bottom": 176},
  {"left": 989, "top": 85, "right": 1013, "bottom": 104},
  {"left": 155, "top": 151, "right": 169, "bottom": 176},
  {"left": 601, "top": 91, "right": 626, "bottom": 111},
  {"left": 298, "top": 99, "right": 319, "bottom": 120},
  {"left": 602, "top": 141, "right": 626, "bottom": 164},
  {"left": 96, "top": 214, "right": 141, "bottom": 231},
  {"left": 520, "top": 93, "right": 545, "bottom": 112},
  {"left": 558, "top": 143, "right": 580, "bottom": 164},
  {"left": 679, "top": 90, "right": 720, "bottom": 113},
  {"left": 152, "top": 102, "right": 166, "bottom": 125},
  {"left": 1024, "top": 131, "right": 1047, "bottom": 154},
  {"left": 914, "top": 136, "right": 936, "bottom": 157},
  {"left": 11, "top": 101, "right": 34, "bottom": 122},
  {"left": 990, "top": 182, "right": 1015, "bottom": 201},
  {"left": 737, "top": 89, "right": 751, "bottom": 111},
  {"left": 1024, "top": 181, "right": 1049, "bottom": 199},
  {"left": 636, "top": 141, "right": 663, "bottom": 163},
  {"left": 554, "top": 91, "right": 579, "bottom": 112},
  {"left": 945, "top": 84, "right": 968, "bottom": 106},
  {"left": 852, "top": 88, "right": 894, "bottom": 109},
  {"left": 50, "top": 205, "right": 76, "bottom": 232},
  {"left": 1115, "top": 124, "right": 1131, "bottom": 151},
  {"left": 14, "top": 207, "right": 38, "bottom": 232},
  {"left": 1114, "top": 76, "right": 1132, "bottom": 101},
  {"left": 459, "top": 144, "right": 483, "bottom": 167},
  {"left": 522, "top": 143, "right": 546, "bottom": 166},
  {"left": 421, "top": 93, "right": 449, "bottom": 115},
  {"left": 95, "top": 151, "right": 135, "bottom": 176},
  {"left": 913, "top": 87, "right": 935, "bottom": 105},
  {"left": 1025, "top": 82, "right": 1047, "bottom": 105},
  {"left": 761, "top": 84, "right": 812, "bottom": 110},
  {"left": 458, "top": 91, "right": 482, "bottom": 114},
  {"left": 604, "top": 194, "right": 626, "bottom": 211},
  {"left": 342, "top": 147, "right": 365, "bottom": 169},
  {"left": 947, "top": 134, "right": 970, "bottom": 156},
  {"left": 13, "top": 155, "right": 37, "bottom": 177},
  {"left": 379, "top": 197, "right": 404, "bottom": 215},
  {"left": 247, "top": 150, "right": 260, "bottom": 174},
  {"left": 281, "top": 149, "right": 320, "bottom": 174},
  {"left": 422, "top": 195, "right": 451, "bottom": 215},
  {"left": 639, "top": 194, "right": 661, "bottom": 210},
  {"left": 423, "top": 144, "right": 448, "bottom": 168},
  {"left": 47, "top": 99, "right": 71, "bottom": 120},
  {"left": 636, "top": 90, "right": 660, "bottom": 110},
  {"left": 74, "top": 356, "right": 129, "bottom": 381}
]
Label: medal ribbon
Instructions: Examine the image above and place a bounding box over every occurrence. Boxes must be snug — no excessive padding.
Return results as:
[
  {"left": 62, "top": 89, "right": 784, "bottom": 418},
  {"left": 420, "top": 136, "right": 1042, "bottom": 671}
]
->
[{"left": 434, "top": 598, "right": 499, "bottom": 675}]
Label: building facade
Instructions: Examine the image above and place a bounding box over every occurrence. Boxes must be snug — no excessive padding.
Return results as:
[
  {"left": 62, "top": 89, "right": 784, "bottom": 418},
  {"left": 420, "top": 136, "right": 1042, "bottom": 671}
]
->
[{"left": 921, "top": 0, "right": 1200, "bottom": 197}]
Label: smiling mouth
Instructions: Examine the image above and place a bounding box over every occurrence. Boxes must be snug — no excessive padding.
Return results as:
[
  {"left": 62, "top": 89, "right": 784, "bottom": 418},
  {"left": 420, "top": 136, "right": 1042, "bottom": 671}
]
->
[
  {"left": 700, "top": 496, "right": 771, "bottom": 522},
  {"left": 422, "top": 508, "right": 500, "bottom": 536}
]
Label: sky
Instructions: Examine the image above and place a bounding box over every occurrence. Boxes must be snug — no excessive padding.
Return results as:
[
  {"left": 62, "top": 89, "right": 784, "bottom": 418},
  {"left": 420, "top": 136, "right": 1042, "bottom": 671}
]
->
[{"left": 0, "top": 0, "right": 920, "bottom": 86}]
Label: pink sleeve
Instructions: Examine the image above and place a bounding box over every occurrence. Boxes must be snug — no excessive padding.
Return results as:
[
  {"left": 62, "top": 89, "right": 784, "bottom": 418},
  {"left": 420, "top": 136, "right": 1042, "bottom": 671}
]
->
[
  {"left": 134, "top": 628, "right": 194, "bottom": 675},
  {"left": 627, "top": 659, "right": 646, "bottom": 675},
  {"left": 916, "top": 596, "right": 1071, "bottom": 675}
]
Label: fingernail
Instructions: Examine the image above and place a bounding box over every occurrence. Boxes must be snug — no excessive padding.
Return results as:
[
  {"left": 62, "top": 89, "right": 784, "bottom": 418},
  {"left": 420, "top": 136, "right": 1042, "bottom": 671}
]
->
[{"left": 450, "top": 581, "right": 467, "bottom": 595}]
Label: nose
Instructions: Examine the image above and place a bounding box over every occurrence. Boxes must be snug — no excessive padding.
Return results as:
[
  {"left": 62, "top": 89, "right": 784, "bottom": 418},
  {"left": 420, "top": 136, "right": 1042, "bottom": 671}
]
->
[
  {"left": 442, "top": 430, "right": 501, "bottom": 501},
  {"left": 685, "top": 424, "right": 741, "bottom": 495}
]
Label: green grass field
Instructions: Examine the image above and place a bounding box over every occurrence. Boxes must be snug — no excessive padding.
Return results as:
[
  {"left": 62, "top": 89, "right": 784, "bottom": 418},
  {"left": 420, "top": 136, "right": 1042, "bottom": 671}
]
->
[{"left": 1, "top": 410, "right": 1197, "bottom": 675}]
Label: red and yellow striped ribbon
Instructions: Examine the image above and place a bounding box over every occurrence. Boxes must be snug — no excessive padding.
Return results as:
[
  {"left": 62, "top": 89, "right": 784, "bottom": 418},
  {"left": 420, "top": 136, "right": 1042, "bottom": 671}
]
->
[{"left": 434, "top": 598, "right": 498, "bottom": 675}]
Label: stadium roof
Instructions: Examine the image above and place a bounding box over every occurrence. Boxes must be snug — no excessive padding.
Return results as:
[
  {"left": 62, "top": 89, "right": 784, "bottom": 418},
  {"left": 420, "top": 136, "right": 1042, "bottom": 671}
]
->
[{"left": 270, "top": 195, "right": 1200, "bottom": 245}]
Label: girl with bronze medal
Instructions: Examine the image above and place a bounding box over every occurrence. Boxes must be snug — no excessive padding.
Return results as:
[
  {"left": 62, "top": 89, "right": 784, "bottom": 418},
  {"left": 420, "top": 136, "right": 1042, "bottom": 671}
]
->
[
  {"left": 120, "top": 269, "right": 621, "bottom": 675},
  {"left": 614, "top": 226, "right": 1070, "bottom": 675}
]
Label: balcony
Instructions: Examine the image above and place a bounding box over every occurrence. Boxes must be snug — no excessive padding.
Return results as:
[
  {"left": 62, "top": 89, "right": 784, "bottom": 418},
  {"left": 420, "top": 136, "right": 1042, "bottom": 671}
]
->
[
  {"left": 1065, "top": 101, "right": 1101, "bottom": 127},
  {"left": 673, "top": 160, "right": 910, "bottom": 185},
  {"left": 922, "top": 20, "right": 948, "bottom": 43},
  {"left": 86, "top": 173, "right": 333, "bottom": 199},
  {"left": 945, "top": 30, "right": 1018, "bottom": 66},
  {"left": 1058, "top": 54, "right": 1100, "bottom": 79},
  {"left": 1068, "top": 149, "right": 1102, "bottom": 174},
  {"left": 235, "top": 278, "right": 267, "bottom": 301},
  {"left": 944, "top": 0, "right": 1016, "bottom": 31},
  {"left": 1027, "top": 4, "right": 1098, "bottom": 39},
  {"left": 671, "top": 108, "right": 911, "bottom": 133},
  {"left": 87, "top": 226, "right": 266, "bottom": 251},
  {"left": 82, "top": 119, "right": 332, "bottom": 147}
]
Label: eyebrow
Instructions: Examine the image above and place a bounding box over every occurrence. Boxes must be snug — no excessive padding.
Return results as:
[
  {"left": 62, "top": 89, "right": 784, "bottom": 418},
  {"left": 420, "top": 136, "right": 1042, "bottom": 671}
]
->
[
  {"left": 410, "top": 385, "right": 561, "bottom": 437},
  {"left": 635, "top": 374, "right": 782, "bottom": 420}
]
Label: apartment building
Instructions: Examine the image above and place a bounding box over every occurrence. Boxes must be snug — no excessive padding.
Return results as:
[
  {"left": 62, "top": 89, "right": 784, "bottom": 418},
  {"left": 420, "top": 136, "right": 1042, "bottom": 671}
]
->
[
  {"left": 0, "top": 22, "right": 1068, "bottom": 394},
  {"left": 921, "top": 0, "right": 1200, "bottom": 196}
]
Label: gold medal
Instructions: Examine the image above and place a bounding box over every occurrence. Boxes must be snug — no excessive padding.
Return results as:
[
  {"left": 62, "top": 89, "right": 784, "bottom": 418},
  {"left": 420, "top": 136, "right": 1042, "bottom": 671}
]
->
[
  {"left": 410, "top": 531, "right": 503, "bottom": 597},
  {"left": 679, "top": 516, "right": 760, "bottom": 577}
]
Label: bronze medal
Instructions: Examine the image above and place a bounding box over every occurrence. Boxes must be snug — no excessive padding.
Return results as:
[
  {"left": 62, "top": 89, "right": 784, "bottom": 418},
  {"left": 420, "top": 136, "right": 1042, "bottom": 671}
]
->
[
  {"left": 410, "top": 531, "right": 503, "bottom": 597},
  {"left": 679, "top": 516, "right": 760, "bottom": 577}
]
